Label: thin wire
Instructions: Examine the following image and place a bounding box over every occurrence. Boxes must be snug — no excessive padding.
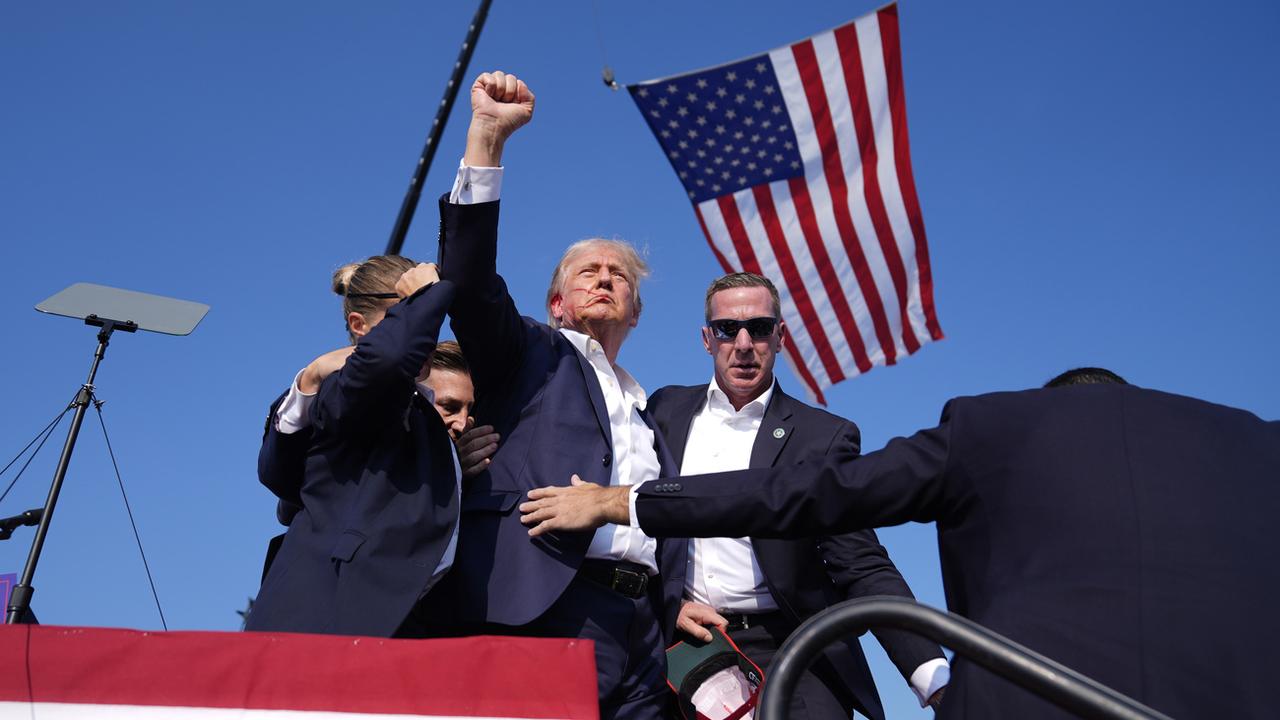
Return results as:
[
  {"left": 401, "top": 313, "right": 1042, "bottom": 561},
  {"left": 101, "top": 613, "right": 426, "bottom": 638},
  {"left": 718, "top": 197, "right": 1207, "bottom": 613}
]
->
[
  {"left": 92, "top": 397, "right": 168, "bottom": 630},
  {"left": 0, "top": 397, "right": 77, "bottom": 507}
]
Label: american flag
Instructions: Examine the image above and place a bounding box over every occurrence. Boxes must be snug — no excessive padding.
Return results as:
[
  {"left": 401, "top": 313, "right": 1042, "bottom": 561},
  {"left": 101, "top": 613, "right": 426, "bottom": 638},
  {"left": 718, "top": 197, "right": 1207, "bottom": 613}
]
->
[{"left": 629, "top": 3, "right": 942, "bottom": 404}]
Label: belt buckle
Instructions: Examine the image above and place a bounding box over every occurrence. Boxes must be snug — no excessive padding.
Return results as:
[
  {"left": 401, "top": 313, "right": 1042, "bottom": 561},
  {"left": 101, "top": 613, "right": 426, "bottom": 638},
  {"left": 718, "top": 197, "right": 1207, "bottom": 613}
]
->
[{"left": 610, "top": 567, "right": 647, "bottom": 598}]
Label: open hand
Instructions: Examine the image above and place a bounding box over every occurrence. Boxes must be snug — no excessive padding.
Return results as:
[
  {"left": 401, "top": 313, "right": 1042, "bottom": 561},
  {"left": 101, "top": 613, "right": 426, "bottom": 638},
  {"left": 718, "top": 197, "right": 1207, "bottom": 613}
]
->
[
  {"left": 298, "top": 346, "right": 356, "bottom": 393},
  {"left": 519, "top": 475, "right": 630, "bottom": 536}
]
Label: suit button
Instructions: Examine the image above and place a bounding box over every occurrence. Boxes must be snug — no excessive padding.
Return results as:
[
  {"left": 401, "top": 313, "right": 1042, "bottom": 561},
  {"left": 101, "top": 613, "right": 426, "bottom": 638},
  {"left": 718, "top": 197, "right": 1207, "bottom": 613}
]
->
[
  {"left": 671, "top": 483, "right": 682, "bottom": 491},
  {"left": 602, "top": 453, "right": 612, "bottom": 467}
]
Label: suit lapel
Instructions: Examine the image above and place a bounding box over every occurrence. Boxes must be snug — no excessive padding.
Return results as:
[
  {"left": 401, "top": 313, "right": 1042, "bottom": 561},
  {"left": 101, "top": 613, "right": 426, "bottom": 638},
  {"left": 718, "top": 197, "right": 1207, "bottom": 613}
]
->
[
  {"left": 664, "top": 385, "right": 707, "bottom": 470},
  {"left": 750, "top": 387, "right": 795, "bottom": 469},
  {"left": 573, "top": 346, "right": 613, "bottom": 451}
]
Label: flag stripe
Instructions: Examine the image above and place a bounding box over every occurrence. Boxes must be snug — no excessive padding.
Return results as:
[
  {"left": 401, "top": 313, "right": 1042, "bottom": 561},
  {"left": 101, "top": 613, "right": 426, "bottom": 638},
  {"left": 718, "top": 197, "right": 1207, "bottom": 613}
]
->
[
  {"left": 785, "top": 176, "right": 873, "bottom": 373},
  {"left": 789, "top": 38, "right": 899, "bottom": 365},
  {"left": 853, "top": 12, "right": 934, "bottom": 347},
  {"left": 751, "top": 185, "right": 845, "bottom": 383},
  {"left": 877, "top": 4, "right": 944, "bottom": 340},
  {"left": 693, "top": 205, "right": 735, "bottom": 274},
  {"left": 833, "top": 21, "right": 921, "bottom": 355}
]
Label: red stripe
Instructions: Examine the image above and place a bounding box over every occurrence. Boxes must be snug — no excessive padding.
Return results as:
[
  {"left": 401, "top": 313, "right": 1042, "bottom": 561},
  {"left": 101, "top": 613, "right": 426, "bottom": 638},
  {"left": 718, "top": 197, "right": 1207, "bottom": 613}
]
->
[
  {"left": 715, "top": 195, "right": 765, "bottom": 275},
  {"left": 694, "top": 204, "right": 735, "bottom": 273},
  {"left": 833, "top": 21, "right": 921, "bottom": 354},
  {"left": 787, "top": 177, "right": 873, "bottom": 373},
  {"left": 878, "top": 4, "right": 944, "bottom": 341},
  {"left": 790, "top": 39, "right": 899, "bottom": 365},
  {"left": 716, "top": 194, "right": 826, "bottom": 402},
  {"left": 751, "top": 185, "right": 845, "bottom": 384},
  {"left": 0, "top": 625, "right": 598, "bottom": 717}
]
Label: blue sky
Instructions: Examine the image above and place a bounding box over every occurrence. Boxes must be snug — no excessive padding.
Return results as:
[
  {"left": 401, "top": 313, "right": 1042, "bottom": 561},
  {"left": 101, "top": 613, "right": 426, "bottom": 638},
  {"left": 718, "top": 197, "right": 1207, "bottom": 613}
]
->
[{"left": 1, "top": 2, "right": 1276, "bottom": 717}]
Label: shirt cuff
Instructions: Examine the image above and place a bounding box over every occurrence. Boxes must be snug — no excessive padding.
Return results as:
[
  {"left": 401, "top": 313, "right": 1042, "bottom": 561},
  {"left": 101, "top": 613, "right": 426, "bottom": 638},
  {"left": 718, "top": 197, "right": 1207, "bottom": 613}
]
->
[
  {"left": 628, "top": 485, "right": 642, "bottom": 529},
  {"left": 274, "top": 368, "right": 317, "bottom": 435},
  {"left": 448, "top": 159, "right": 503, "bottom": 204},
  {"left": 909, "top": 657, "right": 950, "bottom": 707}
]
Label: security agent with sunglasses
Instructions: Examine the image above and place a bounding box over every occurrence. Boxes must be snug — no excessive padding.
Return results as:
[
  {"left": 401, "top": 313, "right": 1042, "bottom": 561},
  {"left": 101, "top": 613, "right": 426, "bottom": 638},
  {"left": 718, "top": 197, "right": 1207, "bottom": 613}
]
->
[
  {"left": 433, "top": 71, "right": 684, "bottom": 720},
  {"left": 641, "top": 273, "right": 948, "bottom": 720}
]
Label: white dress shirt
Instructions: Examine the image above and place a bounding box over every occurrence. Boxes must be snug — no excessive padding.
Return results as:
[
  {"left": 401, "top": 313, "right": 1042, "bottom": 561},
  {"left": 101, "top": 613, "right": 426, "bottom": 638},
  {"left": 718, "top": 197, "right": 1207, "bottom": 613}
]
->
[
  {"left": 272, "top": 373, "right": 460, "bottom": 594},
  {"left": 557, "top": 330, "right": 661, "bottom": 575},
  {"left": 681, "top": 381, "right": 779, "bottom": 613}
]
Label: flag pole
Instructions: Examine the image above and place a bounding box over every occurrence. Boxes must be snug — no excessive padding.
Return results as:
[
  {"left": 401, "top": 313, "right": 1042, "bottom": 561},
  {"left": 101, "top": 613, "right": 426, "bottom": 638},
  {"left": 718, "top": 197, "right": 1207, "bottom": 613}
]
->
[{"left": 384, "top": 0, "right": 493, "bottom": 256}]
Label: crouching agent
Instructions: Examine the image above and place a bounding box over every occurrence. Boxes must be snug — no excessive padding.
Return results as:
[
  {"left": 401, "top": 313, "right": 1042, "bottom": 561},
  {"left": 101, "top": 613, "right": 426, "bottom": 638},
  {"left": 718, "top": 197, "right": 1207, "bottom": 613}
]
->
[{"left": 247, "top": 256, "right": 461, "bottom": 638}]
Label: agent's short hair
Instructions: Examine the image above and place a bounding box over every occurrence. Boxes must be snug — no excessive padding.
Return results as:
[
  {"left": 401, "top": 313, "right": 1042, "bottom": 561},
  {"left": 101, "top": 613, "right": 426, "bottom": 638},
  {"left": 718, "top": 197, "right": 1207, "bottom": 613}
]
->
[
  {"left": 430, "top": 340, "right": 469, "bottom": 375},
  {"left": 1044, "top": 367, "right": 1129, "bottom": 388},
  {"left": 545, "top": 238, "right": 650, "bottom": 328},
  {"left": 704, "top": 272, "right": 782, "bottom": 322}
]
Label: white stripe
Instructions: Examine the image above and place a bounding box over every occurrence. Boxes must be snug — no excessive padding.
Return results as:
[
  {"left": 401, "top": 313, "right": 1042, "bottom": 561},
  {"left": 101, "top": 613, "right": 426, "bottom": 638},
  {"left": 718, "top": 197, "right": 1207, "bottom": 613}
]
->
[
  {"left": 0, "top": 702, "right": 548, "bottom": 720},
  {"left": 695, "top": 199, "right": 743, "bottom": 271},
  {"left": 728, "top": 187, "right": 834, "bottom": 389},
  {"left": 812, "top": 29, "right": 909, "bottom": 361},
  {"left": 763, "top": 180, "right": 859, "bottom": 375},
  {"left": 771, "top": 45, "right": 885, "bottom": 370},
  {"left": 855, "top": 12, "right": 932, "bottom": 347}
]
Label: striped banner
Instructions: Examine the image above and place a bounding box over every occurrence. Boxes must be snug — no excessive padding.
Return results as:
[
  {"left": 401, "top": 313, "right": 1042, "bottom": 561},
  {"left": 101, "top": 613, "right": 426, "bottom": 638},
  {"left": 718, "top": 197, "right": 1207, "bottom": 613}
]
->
[
  {"left": 0, "top": 624, "right": 598, "bottom": 719},
  {"left": 630, "top": 3, "right": 942, "bottom": 404}
]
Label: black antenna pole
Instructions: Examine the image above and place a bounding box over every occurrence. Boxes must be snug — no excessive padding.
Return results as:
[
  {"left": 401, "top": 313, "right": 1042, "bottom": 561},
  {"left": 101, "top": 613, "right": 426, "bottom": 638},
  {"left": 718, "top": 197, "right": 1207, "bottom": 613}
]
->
[{"left": 384, "top": 0, "right": 494, "bottom": 256}]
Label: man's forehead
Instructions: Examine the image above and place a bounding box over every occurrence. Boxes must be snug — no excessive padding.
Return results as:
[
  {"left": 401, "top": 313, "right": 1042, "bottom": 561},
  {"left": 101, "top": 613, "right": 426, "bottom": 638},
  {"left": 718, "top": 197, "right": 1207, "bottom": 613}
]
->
[
  {"left": 710, "top": 286, "right": 773, "bottom": 314},
  {"left": 567, "top": 246, "right": 629, "bottom": 270}
]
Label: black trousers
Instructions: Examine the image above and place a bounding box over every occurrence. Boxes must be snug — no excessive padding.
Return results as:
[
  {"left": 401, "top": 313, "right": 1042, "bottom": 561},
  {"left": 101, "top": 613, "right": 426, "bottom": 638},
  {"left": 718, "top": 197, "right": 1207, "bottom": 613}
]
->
[{"left": 727, "top": 614, "right": 872, "bottom": 720}]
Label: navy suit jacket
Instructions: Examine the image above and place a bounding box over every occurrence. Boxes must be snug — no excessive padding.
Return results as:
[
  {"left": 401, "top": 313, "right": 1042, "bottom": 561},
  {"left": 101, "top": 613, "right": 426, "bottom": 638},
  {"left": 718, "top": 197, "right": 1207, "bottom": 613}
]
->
[
  {"left": 635, "top": 384, "right": 1280, "bottom": 718},
  {"left": 647, "top": 384, "right": 945, "bottom": 720},
  {"left": 247, "top": 281, "right": 460, "bottom": 638},
  {"left": 437, "top": 197, "right": 685, "bottom": 635}
]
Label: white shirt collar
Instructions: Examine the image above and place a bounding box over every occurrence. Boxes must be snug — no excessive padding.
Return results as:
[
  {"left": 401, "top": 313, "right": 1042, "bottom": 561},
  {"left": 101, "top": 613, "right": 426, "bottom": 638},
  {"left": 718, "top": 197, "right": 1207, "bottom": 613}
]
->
[
  {"left": 558, "top": 328, "right": 648, "bottom": 409},
  {"left": 705, "top": 376, "right": 775, "bottom": 418}
]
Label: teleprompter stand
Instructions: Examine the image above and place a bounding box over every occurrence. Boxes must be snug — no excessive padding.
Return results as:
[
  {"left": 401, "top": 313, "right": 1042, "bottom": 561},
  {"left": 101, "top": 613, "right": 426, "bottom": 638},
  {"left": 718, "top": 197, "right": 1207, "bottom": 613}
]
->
[{"left": 4, "top": 283, "right": 208, "bottom": 625}]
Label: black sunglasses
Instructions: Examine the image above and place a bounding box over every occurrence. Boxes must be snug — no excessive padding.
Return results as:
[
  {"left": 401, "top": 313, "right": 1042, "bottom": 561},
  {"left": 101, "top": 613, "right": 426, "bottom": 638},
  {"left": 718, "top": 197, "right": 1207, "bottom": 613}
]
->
[{"left": 708, "top": 317, "right": 779, "bottom": 341}]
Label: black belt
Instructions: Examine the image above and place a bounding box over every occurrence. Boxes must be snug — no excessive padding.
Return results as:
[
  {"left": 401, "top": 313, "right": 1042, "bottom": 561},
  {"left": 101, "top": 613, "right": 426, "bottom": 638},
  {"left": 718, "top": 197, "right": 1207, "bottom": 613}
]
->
[
  {"left": 578, "top": 559, "right": 652, "bottom": 599},
  {"left": 721, "top": 610, "right": 786, "bottom": 632}
]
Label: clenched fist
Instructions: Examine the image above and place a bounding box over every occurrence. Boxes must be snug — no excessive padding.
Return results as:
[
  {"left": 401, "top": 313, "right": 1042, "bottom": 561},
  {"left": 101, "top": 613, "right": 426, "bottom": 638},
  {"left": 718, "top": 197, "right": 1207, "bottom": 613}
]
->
[{"left": 464, "top": 70, "right": 535, "bottom": 167}]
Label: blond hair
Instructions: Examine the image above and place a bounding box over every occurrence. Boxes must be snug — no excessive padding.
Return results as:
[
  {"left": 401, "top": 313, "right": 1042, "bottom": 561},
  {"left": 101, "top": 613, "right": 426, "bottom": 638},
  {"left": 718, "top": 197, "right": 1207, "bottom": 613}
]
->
[
  {"left": 332, "top": 255, "right": 417, "bottom": 342},
  {"left": 544, "top": 238, "right": 650, "bottom": 328}
]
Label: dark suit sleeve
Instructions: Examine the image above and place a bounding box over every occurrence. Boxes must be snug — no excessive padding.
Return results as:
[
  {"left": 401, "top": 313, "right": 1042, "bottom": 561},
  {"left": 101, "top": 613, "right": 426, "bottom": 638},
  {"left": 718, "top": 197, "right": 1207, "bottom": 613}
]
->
[
  {"left": 810, "top": 421, "right": 947, "bottom": 682},
  {"left": 437, "top": 196, "right": 529, "bottom": 399},
  {"left": 257, "top": 392, "right": 308, "bottom": 525},
  {"left": 312, "top": 280, "right": 456, "bottom": 436},
  {"left": 637, "top": 414, "right": 954, "bottom": 538}
]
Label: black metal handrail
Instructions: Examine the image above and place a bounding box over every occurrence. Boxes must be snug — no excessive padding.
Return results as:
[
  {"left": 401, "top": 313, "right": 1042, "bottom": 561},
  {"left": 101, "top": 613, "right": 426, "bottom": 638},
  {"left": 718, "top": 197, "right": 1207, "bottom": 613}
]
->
[{"left": 759, "top": 596, "right": 1172, "bottom": 720}]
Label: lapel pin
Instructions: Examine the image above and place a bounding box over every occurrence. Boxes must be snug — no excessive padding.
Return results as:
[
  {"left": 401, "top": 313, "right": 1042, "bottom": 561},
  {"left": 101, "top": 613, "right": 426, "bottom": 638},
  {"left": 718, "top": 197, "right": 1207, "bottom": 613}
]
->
[{"left": 772, "top": 427, "right": 786, "bottom": 439}]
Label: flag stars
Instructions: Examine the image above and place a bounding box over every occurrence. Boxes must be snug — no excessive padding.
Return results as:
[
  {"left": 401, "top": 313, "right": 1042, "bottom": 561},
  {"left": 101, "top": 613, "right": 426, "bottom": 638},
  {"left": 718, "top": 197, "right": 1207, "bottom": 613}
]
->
[
  {"left": 726, "top": 110, "right": 738, "bottom": 120},
  {"left": 751, "top": 134, "right": 761, "bottom": 143},
  {"left": 668, "top": 120, "right": 680, "bottom": 129},
  {"left": 772, "top": 105, "right": 783, "bottom": 115},
  {"left": 783, "top": 140, "right": 795, "bottom": 150},
  {"left": 735, "top": 94, "right": 746, "bottom": 104},
  {"left": 716, "top": 87, "right": 728, "bottom": 98},
  {"left": 763, "top": 85, "right": 775, "bottom": 95},
  {"left": 766, "top": 136, "right": 776, "bottom": 144},
  {"left": 667, "top": 84, "right": 678, "bottom": 93},
  {"left": 773, "top": 153, "right": 783, "bottom": 162},
  {"left": 649, "top": 110, "right": 660, "bottom": 118},
  {"left": 678, "top": 140, "right": 689, "bottom": 149},
  {"left": 723, "top": 143, "right": 735, "bottom": 153},
  {"left": 757, "top": 149, "right": 767, "bottom": 159},
  {"left": 745, "top": 78, "right": 756, "bottom": 89},
  {"left": 705, "top": 138, "right": 717, "bottom": 146},
  {"left": 755, "top": 62, "right": 767, "bottom": 73},
  {"left": 677, "top": 106, "right": 689, "bottom": 117},
  {"left": 731, "top": 158, "right": 741, "bottom": 167},
  {"left": 696, "top": 78, "right": 708, "bottom": 89},
  {"left": 706, "top": 101, "right": 718, "bottom": 112},
  {"left": 747, "top": 162, "right": 757, "bottom": 171},
  {"left": 637, "top": 88, "right": 649, "bottom": 98},
  {"left": 754, "top": 99, "right": 764, "bottom": 110},
  {"left": 688, "top": 129, "right": 699, "bottom": 139},
  {"left": 738, "top": 176, "right": 747, "bottom": 185},
  {"left": 726, "top": 71, "right": 738, "bottom": 82},
  {"left": 686, "top": 92, "right": 698, "bottom": 102},
  {"left": 697, "top": 149, "right": 707, "bottom": 158},
  {"left": 743, "top": 116, "right": 755, "bottom": 126},
  {"left": 712, "top": 183, "right": 722, "bottom": 192},
  {"left": 790, "top": 160, "right": 801, "bottom": 169},
  {"left": 721, "top": 170, "right": 731, "bottom": 180},
  {"left": 658, "top": 97, "right": 668, "bottom": 107},
  {"left": 733, "top": 131, "right": 744, "bottom": 140},
  {"left": 715, "top": 124, "right": 726, "bottom": 135},
  {"left": 659, "top": 130, "right": 671, "bottom": 138},
  {"left": 761, "top": 119, "right": 772, "bottom": 129},
  {"left": 696, "top": 116, "right": 707, "bottom": 126},
  {"left": 763, "top": 168, "right": 773, "bottom": 177}
]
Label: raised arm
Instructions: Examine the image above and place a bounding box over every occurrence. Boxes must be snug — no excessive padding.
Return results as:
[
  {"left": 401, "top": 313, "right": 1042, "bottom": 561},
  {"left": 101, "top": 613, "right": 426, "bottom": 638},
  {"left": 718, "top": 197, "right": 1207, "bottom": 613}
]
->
[{"left": 437, "top": 71, "right": 537, "bottom": 398}]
